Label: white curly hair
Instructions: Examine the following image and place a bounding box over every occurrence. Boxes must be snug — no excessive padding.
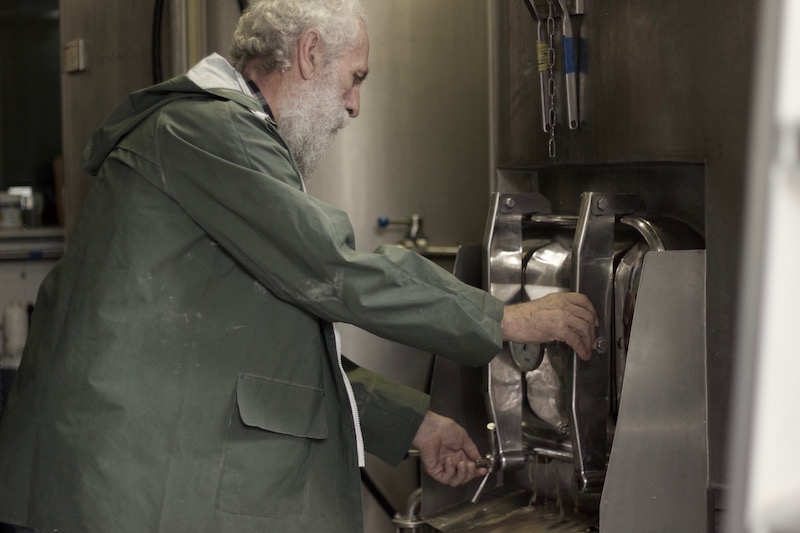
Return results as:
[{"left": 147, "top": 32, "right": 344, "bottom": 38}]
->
[{"left": 228, "top": 0, "right": 368, "bottom": 74}]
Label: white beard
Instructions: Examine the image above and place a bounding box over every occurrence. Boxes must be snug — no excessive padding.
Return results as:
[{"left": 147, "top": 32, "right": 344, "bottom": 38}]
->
[{"left": 277, "top": 66, "right": 351, "bottom": 178}]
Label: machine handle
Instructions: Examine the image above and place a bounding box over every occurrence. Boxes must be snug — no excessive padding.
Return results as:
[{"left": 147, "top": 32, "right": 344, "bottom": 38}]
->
[{"left": 470, "top": 423, "right": 498, "bottom": 504}]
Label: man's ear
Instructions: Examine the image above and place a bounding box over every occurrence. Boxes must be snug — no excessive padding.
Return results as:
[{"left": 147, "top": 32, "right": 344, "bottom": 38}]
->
[{"left": 297, "top": 29, "right": 321, "bottom": 80}]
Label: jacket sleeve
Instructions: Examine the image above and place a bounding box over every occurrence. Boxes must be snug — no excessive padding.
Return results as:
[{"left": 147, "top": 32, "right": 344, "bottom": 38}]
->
[
  {"left": 145, "top": 98, "right": 503, "bottom": 365},
  {"left": 342, "top": 357, "right": 429, "bottom": 466}
]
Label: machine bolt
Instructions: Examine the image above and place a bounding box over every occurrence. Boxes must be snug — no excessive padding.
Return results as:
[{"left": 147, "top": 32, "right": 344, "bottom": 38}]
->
[
  {"left": 596, "top": 336, "right": 609, "bottom": 353},
  {"left": 596, "top": 197, "right": 608, "bottom": 212},
  {"left": 503, "top": 197, "right": 516, "bottom": 209}
]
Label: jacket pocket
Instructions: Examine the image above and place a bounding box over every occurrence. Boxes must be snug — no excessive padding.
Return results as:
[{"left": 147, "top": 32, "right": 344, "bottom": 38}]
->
[{"left": 216, "top": 373, "right": 328, "bottom": 518}]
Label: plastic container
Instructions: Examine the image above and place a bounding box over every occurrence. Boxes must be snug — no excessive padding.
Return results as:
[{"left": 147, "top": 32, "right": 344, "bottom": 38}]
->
[
  {"left": 3, "top": 301, "right": 28, "bottom": 355},
  {"left": 0, "top": 193, "right": 22, "bottom": 229}
]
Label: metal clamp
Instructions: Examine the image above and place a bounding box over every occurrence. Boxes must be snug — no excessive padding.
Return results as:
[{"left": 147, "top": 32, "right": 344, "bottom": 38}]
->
[
  {"left": 569, "top": 192, "right": 645, "bottom": 493},
  {"left": 482, "top": 193, "right": 553, "bottom": 485}
]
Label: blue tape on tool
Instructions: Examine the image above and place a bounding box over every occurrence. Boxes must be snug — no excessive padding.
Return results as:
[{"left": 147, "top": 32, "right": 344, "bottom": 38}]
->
[{"left": 562, "top": 36, "right": 576, "bottom": 74}]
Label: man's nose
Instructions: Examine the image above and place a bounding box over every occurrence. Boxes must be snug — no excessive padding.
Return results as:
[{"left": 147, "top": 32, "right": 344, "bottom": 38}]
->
[{"left": 346, "top": 86, "right": 361, "bottom": 118}]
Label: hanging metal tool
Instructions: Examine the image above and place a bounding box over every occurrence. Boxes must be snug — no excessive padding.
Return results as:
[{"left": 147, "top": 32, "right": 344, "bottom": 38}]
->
[
  {"left": 522, "top": 0, "right": 557, "bottom": 157},
  {"left": 523, "top": 0, "right": 554, "bottom": 135},
  {"left": 556, "top": 0, "right": 579, "bottom": 129}
]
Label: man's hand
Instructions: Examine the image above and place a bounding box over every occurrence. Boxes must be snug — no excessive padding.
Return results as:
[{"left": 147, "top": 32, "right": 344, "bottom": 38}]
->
[
  {"left": 412, "top": 411, "right": 487, "bottom": 487},
  {"left": 501, "top": 292, "right": 599, "bottom": 361}
]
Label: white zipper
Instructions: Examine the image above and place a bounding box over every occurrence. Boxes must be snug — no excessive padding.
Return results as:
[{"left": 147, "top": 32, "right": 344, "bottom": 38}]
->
[
  {"left": 333, "top": 324, "right": 365, "bottom": 467},
  {"left": 291, "top": 171, "right": 356, "bottom": 463}
]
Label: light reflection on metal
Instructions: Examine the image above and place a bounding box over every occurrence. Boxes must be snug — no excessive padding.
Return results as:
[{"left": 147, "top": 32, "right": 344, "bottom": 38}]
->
[
  {"left": 427, "top": 191, "right": 703, "bottom": 522},
  {"left": 483, "top": 193, "right": 553, "bottom": 476},
  {"left": 620, "top": 216, "right": 666, "bottom": 252}
]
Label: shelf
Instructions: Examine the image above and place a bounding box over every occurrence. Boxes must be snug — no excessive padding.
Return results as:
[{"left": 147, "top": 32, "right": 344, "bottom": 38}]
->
[{"left": 0, "top": 226, "right": 65, "bottom": 260}]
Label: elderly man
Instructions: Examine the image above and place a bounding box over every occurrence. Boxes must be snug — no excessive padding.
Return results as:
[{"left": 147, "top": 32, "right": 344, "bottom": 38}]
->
[{"left": 0, "top": 1, "right": 597, "bottom": 531}]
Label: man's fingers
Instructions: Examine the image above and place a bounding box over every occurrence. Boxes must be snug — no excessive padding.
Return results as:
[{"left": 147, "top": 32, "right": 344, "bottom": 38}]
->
[
  {"left": 557, "top": 295, "right": 598, "bottom": 359},
  {"left": 428, "top": 455, "right": 484, "bottom": 487},
  {"left": 502, "top": 292, "right": 599, "bottom": 349},
  {"left": 562, "top": 329, "right": 588, "bottom": 360},
  {"left": 563, "top": 293, "right": 599, "bottom": 327},
  {"left": 448, "top": 460, "right": 477, "bottom": 487},
  {"left": 461, "top": 439, "right": 482, "bottom": 462}
]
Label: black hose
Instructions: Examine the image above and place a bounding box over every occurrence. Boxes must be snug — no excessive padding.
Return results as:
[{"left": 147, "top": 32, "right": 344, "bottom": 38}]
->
[
  {"left": 360, "top": 469, "right": 397, "bottom": 519},
  {"left": 522, "top": 0, "right": 537, "bottom": 20},
  {"left": 152, "top": 0, "right": 165, "bottom": 84}
]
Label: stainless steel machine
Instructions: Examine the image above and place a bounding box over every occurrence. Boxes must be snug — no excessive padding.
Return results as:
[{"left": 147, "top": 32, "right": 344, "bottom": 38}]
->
[{"left": 396, "top": 190, "right": 705, "bottom": 532}]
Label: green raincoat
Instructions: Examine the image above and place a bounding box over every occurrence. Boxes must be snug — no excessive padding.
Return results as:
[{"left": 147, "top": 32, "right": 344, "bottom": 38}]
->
[{"left": 0, "top": 55, "right": 503, "bottom": 532}]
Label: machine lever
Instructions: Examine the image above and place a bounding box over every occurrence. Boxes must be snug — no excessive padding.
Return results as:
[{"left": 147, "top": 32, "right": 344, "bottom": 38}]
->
[
  {"left": 470, "top": 423, "right": 498, "bottom": 504},
  {"left": 474, "top": 458, "right": 493, "bottom": 469},
  {"left": 470, "top": 467, "right": 493, "bottom": 505},
  {"left": 569, "top": 192, "right": 646, "bottom": 493}
]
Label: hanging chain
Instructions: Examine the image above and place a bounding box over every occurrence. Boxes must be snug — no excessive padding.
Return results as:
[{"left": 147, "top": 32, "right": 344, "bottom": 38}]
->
[{"left": 546, "top": 0, "right": 557, "bottom": 158}]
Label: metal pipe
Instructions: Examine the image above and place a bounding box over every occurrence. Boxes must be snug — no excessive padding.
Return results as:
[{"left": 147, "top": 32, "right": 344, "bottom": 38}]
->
[{"left": 393, "top": 488, "right": 433, "bottom": 533}]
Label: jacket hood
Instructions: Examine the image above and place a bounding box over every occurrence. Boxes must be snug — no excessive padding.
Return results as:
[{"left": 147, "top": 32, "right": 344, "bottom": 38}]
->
[{"left": 83, "top": 54, "right": 261, "bottom": 176}]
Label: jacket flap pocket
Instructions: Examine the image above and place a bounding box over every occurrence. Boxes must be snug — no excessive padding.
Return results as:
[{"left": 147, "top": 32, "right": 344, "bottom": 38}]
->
[{"left": 235, "top": 373, "right": 328, "bottom": 439}]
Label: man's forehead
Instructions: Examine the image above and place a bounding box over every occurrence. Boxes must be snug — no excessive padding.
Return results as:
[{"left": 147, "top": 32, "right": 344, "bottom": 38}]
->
[
  {"left": 355, "top": 29, "right": 370, "bottom": 66},
  {"left": 344, "top": 33, "right": 370, "bottom": 75}
]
